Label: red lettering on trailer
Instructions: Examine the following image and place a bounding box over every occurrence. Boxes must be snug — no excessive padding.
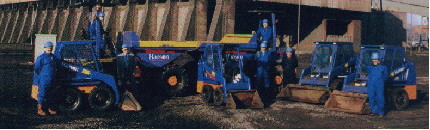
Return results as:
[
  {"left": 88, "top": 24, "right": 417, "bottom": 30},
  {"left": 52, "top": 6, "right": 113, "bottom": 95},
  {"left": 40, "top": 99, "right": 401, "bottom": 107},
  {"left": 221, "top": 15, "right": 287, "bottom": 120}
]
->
[{"left": 145, "top": 49, "right": 166, "bottom": 53}]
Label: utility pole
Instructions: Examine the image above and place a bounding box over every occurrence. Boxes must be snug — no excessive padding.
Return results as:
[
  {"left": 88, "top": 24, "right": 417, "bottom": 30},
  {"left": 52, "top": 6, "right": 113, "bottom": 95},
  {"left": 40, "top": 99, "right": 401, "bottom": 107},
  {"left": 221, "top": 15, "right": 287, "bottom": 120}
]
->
[{"left": 297, "top": 0, "right": 301, "bottom": 55}]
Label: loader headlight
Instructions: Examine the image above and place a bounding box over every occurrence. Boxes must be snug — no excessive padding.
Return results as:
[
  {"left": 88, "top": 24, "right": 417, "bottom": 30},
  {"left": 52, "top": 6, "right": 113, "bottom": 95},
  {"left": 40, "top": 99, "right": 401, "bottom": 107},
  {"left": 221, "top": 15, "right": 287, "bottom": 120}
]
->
[
  {"left": 354, "top": 82, "right": 366, "bottom": 86},
  {"left": 323, "top": 73, "right": 329, "bottom": 79}
]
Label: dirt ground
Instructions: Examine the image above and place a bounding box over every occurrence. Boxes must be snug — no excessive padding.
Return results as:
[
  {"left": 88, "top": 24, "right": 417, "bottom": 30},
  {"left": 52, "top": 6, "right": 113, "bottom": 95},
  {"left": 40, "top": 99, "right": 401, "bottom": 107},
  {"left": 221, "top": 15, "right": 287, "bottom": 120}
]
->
[{"left": 0, "top": 54, "right": 428, "bottom": 129}]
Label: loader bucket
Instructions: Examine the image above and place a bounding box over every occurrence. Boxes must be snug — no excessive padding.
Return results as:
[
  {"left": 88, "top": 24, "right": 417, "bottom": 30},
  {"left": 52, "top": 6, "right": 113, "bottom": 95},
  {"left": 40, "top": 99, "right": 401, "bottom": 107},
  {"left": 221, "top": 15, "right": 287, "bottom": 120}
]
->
[
  {"left": 226, "top": 90, "right": 264, "bottom": 109},
  {"left": 324, "top": 90, "right": 370, "bottom": 114},
  {"left": 277, "top": 84, "right": 329, "bottom": 104},
  {"left": 120, "top": 91, "right": 142, "bottom": 111}
]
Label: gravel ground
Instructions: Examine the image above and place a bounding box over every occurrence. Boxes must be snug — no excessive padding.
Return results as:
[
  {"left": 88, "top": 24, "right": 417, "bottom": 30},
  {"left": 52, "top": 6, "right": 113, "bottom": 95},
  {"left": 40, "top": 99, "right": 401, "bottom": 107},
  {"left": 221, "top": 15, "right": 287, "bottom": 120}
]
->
[{"left": 0, "top": 54, "right": 428, "bottom": 129}]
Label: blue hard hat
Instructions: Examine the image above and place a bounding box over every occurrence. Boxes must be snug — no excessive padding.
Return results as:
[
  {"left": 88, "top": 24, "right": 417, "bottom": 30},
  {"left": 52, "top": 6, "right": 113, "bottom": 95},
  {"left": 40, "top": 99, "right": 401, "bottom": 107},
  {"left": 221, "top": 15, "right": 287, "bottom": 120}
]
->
[
  {"left": 122, "top": 44, "right": 129, "bottom": 48},
  {"left": 97, "top": 12, "right": 105, "bottom": 17},
  {"left": 286, "top": 48, "right": 293, "bottom": 52},
  {"left": 44, "top": 41, "right": 53, "bottom": 48},
  {"left": 371, "top": 52, "right": 379, "bottom": 60},
  {"left": 262, "top": 19, "right": 269, "bottom": 23},
  {"left": 260, "top": 42, "right": 267, "bottom": 48}
]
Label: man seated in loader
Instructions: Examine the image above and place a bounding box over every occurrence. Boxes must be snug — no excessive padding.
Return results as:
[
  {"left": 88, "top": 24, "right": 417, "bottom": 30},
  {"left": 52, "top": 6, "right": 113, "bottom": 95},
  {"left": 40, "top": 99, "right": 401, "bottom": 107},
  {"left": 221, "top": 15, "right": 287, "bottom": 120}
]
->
[
  {"left": 367, "top": 53, "right": 388, "bottom": 117},
  {"left": 33, "top": 42, "right": 57, "bottom": 116}
]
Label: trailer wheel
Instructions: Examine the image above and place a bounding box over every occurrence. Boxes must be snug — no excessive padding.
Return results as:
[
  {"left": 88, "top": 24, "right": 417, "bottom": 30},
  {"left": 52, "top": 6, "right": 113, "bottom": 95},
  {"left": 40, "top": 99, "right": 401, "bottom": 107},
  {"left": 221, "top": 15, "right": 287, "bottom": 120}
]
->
[
  {"left": 161, "top": 66, "right": 189, "bottom": 97},
  {"left": 58, "top": 87, "right": 82, "bottom": 112},
  {"left": 201, "top": 85, "right": 214, "bottom": 104},
  {"left": 391, "top": 87, "right": 409, "bottom": 110},
  {"left": 88, "top": 85, "right": 115, "bottom": 111},
  {"left": 213, "top": 88, "right": 224, "bottom": 106}
]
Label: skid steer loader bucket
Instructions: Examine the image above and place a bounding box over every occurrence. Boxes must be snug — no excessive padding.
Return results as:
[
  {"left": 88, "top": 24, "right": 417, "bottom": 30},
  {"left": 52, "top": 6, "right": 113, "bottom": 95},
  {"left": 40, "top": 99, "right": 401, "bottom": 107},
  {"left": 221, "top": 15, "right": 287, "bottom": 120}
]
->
[
  {"left": 324, "top": 90, "right": 370, "bottom": 114},
  {"left": 226, "top": 90, "right": 264, "bottom": 109},
  {"left": 120, "top": 91, "right": 142, "bottom": 111},
  {"left": 277, "top": 84, "right": 329, "bottom": 104}
]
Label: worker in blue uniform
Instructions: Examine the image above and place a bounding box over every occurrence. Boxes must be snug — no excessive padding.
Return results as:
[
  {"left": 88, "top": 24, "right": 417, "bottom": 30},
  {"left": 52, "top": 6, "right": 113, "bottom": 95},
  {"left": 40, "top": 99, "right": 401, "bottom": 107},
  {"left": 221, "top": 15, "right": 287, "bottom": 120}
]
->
[
  {"left": 255, "top": 19, "right": 273, "bottom": 48},
  {"left": 89, "top": 12, "right": 106, "bottom": 57},
  {"left": 277, "top": 48, "right": 298, "bottom": 85},
  {"left": 117, "top": 44, "right": 141, "bottom": 98},
  {"left": 255, "top": 42, "right": 272, "bottom": 106},
  {"left": 366, "top": 52, "right": 388, "bottom": 117},
  {"left": 33, "top": 42, "right": 57, "bottom": 116}
]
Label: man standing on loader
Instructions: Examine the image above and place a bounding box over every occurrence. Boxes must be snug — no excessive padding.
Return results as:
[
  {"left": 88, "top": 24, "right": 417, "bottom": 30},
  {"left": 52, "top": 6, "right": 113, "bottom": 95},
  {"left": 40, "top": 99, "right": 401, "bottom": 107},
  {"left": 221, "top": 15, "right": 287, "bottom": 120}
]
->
[
  {"left": 89, "top": 12, "right": 116, "bottom": 57},
  {"left": 367, "top": 53, "right": 388, "bottom": 117},
  {"left": 33, "top": 42, "right": 57, "bottom": 116},
  {"left": 255, "top": 42, "right": 272, "bottom": 106},
  {"left": 278, "top": 48, "right": 298, "bottom": 85},
  {"left": 254, "top": 19, "right": 273, "bottom": 48}
]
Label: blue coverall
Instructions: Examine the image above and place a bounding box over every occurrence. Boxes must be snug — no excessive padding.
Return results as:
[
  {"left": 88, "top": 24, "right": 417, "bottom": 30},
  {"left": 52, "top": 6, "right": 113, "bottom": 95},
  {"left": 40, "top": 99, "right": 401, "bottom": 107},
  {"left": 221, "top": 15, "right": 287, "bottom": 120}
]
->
[
  {"left": 256, "top": 51, "right": 271, "bottom": 88},
  {"left": 366, "top": 64, "right": 388, "bottom": 115},
  {"left": 89, "top": 19, "right": 105, "bottom": 56},
  {"left": 33, "top": 53, "right": 57, "bottom": 104},
  {"left": 256, "top": 26, "right": 273, "bottom": 45}
]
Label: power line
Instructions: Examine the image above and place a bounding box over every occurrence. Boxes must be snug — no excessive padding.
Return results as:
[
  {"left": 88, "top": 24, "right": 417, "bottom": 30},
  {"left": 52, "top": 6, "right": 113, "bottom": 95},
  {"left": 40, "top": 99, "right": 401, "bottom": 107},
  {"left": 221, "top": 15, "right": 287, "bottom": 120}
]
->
[{"left": 384, "top": 0, "right": 429, "bottom": 8}]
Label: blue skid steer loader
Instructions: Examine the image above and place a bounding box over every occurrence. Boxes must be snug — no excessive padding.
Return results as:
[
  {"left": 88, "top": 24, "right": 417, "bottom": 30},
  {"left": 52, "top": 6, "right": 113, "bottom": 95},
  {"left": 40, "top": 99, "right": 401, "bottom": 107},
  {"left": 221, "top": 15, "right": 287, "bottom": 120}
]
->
[
  {"left": 325, "top": 45, "right": 417, "bottom": 114},
  {"left": 277, "top": 42, "right": 357, "bottom": 104},
  {"left": 31, "top": 41, "right": 141, "bottom": 111},
  {"left": 197, "top": 44, "right": 264, "bottom": 109}
]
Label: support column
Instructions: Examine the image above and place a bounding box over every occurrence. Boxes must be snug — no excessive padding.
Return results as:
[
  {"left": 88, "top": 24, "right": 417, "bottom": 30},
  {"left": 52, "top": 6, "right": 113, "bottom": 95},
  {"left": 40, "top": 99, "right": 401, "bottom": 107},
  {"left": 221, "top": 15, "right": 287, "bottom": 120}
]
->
[
  {"left": 55, "top": 8, "right": 70, "bottom": 41},
  {"left": 11, "top": 8, "right": 31, "bottom": 43},
  {"left": 2, "top": 10, "right": 19, "bottom": 43},
  {"left": 25, "top": 9, "right": 37, "bottom": 42},
  {"left": 177, "top": 0, "right": 196, "bottom": 41},
  {"left": 47, "top": 9, "right": 59, "bottom": 34},
  {"left": 107, "top": 5, "right": 129, "bottom": 42},
  {"left": 195, "top": 0, "right": 207, "bottom": 41},
  {"left": 137, "top": 2, "right": 150, "bottom": 38},
  {"left": 207, "top": 0, "right": 223, "bottom": 41},
  {"left": 36, "top": 9, "right": 48, "bottom": 34},
  {"left": 70, "top": 7, "right": 84, "bottom": 40},
  {"left": 155, "top": 0, "right": 173, "bottom": 40}
]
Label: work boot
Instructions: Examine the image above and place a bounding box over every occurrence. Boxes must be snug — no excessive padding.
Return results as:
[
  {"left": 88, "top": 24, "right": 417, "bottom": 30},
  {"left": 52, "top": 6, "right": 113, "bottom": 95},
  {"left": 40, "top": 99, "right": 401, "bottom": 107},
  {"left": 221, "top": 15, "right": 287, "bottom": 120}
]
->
[
  {"left": 37, "top": 104, "right": 46, "bottom": 116},
  {"left": 48, "top": 108, "right": 57, "bottom": 115}
]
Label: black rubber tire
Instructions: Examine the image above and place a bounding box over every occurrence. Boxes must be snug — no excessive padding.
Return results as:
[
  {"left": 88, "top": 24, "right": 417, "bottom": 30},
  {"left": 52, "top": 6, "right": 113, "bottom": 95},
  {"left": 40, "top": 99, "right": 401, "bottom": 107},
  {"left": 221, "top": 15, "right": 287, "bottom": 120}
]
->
[
  {"left": 273, "top": 74, "right": 283, "bottom": 94},
  {"left": 391, "top": 87, "right": 409, "bottom": 110},
  {"left": 58, "top": 87, "right": 82, "bottom": 112},
  {"left": 329, "top": 79, "right": 343, "bottom": 91},
  {"left": 201, "top": 85, "right": 214, "bottom": 104},
  {"left": 160, "top": 66, "right": 189, "bottom": 97},
  {"left": 88, "top": 86, "right": 115, "bottom": 111},
  {"left": 213, "top": 88, "right": 224, "bottom": 106}
]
